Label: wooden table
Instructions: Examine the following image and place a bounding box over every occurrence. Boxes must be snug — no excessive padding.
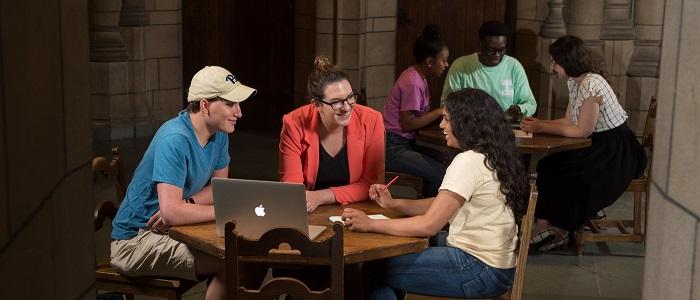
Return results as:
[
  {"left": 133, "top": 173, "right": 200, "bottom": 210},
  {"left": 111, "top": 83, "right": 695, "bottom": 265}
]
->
[
  {"left": 169, "top": 201, "right": 428, "bottom": 265},
  {"left": 418, "top": 128, "right": 591, "bottom": 155}
]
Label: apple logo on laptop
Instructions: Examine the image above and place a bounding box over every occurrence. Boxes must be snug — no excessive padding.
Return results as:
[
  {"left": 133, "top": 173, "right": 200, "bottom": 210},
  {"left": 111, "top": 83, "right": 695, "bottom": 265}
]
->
[{"left": 254, "top": 204, "right": 266, "bottom": 217}]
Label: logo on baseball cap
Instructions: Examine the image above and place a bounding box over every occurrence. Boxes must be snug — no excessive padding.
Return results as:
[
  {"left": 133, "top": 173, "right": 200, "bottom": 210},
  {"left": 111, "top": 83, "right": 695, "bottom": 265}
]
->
[{"left": 187, "top": 66, "right": 257, "bottom": 103}]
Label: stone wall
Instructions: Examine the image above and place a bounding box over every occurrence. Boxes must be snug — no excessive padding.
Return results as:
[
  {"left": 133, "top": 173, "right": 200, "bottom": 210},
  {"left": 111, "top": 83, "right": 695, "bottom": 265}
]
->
[
  {"left": 91, "top": 0, "right": 183, "bottom": 141},
  {"left": 642, "top": 0, "right": 700, "bottom": 298},
  {"left": 93, "top": 0, "right": 398, "bottom": 136},
  {"left": 359, "top": 0, "right": 398, "bottom": 111},
  {"left": 297, "top": 0, "right": 397, "bottom": 112},
  {"left": 515, "top": 0, "right": 662, "bottom": 136},
  {"left": 0, "top": 0, "right": 94, "bottom": 298},
  {"left": 89, "top": 0, "right": 661, "bottom": 138},
  {"left": 294, "top": 0, "right": 316, "bottom": 107}
]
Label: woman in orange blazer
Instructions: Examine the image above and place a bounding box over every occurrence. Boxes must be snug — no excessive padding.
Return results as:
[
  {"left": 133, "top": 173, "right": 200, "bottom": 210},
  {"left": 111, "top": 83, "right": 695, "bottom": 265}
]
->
[{"left": 279, "top": 56, "right": 385, "bottom": 212}]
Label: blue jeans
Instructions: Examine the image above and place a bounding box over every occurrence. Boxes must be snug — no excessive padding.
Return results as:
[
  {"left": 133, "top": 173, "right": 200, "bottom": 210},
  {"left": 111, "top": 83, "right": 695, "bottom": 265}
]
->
[
  {"left": 364, "top": 245, "right": 514, "bottom": 299},
  {"left": 385, "top": 133, "right": 447, "bottom": 197}
]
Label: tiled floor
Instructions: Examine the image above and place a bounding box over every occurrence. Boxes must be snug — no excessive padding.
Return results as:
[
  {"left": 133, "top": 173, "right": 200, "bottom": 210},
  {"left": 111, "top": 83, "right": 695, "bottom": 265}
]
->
[{"left": 94, "top": 130, "right": 644, "bottom": 300}]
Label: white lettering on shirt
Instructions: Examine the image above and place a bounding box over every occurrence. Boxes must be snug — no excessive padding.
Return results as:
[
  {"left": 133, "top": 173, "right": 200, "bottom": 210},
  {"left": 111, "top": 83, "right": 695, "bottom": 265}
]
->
[{"left": 501, "top": 79, "right": 514, "bottom": 96}]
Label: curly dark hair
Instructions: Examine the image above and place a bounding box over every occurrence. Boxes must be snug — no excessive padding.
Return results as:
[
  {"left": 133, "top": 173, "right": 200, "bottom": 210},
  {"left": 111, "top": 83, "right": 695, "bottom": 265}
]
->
[
  {"left": 444, "top": 88, "right": 529, "bottom": 225},
  {"left": 549, "top": 35, "right": 611, "bottom": 84}
]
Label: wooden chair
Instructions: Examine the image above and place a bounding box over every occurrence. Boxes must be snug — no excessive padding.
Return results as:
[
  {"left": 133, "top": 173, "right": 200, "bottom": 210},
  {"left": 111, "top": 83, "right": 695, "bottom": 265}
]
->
[
  {"left": 93, "top": 146, "right": 125, "bottom": 231},
  {"left": 225, "top": 221, "right": 344, "bottom": 300},
  {"left": 408, "top": 182, "right": 539, "bottom": 300},
  {"left": 385, "top": 171, "right": 425, "bottom": 199},
  {"left": 575, "top": 96, "right": 657, "bottom": 255},
  {"left": 93, "top": 146, "right": 196, "bottom": 300}
]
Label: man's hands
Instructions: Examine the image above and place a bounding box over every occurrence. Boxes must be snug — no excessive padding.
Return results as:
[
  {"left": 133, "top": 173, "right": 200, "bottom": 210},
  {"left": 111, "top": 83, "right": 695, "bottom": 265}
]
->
[{"left": 505, "top": 105, "right": 524, "bottom": 123}]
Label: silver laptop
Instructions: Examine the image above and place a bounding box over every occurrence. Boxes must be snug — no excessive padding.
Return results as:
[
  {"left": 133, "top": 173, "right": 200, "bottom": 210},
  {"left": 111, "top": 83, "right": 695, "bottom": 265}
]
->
[{"left": 212, "top": 178, "right": 327, "bottom": 240}]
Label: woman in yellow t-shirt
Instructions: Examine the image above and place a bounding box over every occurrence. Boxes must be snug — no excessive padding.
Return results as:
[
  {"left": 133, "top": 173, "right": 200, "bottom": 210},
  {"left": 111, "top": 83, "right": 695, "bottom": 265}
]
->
[{"left": 343, "top": 88, "right": 529, "bottom": 299}]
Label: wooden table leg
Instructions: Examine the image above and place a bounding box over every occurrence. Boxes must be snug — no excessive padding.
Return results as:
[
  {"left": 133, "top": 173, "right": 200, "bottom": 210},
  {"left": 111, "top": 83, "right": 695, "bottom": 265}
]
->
[
  {"left": 344, "top": 263, "right": 364, "bottom": 299},
  {"left": 520, "top": 153, "right": 532, "bottom": 171}
]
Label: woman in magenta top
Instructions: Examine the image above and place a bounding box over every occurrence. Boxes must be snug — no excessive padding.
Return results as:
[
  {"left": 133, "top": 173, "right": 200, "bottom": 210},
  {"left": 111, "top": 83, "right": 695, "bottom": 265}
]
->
[{"left": 383, "top": 24, "right": 449, "bottom": 196}]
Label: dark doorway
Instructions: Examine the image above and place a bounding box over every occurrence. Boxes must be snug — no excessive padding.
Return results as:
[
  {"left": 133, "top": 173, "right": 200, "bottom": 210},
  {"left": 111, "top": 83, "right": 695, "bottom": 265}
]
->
[
  {"left": 396, "top": 0, "right": 514, "bottom": 106},
  {"left": 183, "top": 0, "right": 295, "bottom": 130}
]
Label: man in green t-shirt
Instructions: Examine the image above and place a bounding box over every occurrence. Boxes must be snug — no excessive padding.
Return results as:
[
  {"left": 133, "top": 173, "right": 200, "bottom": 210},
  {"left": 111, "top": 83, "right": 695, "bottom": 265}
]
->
[{"left": 441, "top": 21, "right": 537, "bottom": 119}]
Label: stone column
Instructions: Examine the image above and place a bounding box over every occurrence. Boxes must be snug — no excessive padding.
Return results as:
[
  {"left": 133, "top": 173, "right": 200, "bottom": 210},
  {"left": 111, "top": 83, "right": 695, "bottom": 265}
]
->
[
  {"left": 584, "top": 39, "right": 606, "bottom": 71},
  {"left": 599, "top": 0, "right": 635, "bottom": 40},
  {"left": 566, "top": 0, "right": 604, "bottom": 41},
  {"left": 312, "top": 0, "right": 337, "bottom": 107},
  {"left": 627, "top": 0, "right": 663, "bottom": 77},
  {"left": 583, "top": 40, "right": 605, "bottom": 59},
  {"left": 624, "top": 39, "right": 660, "bottom": 135},
  {"left": 538, "top": 0, "right": 579, "bottom": 119},
  {"left": 643, "top": 0, "right": 700, "bottom": 298},
  {"left": 314, "top": 0, "right": 396, "bottom": 112},
  {"left": 541, "top": 0, "right": 605, "bottom": 119},
  {"left": 360, "top": 0, "right": 396, "bottom": 111},
  {"left": 90, "top": 0, "right": 131, "bottom": 141},
  {"left": 90, "top": 0, "right": 128, "bottom": 61},
  {"left": 566, "top": 0, "right": 606, "bottom": 66},
  {"left": 120, "top": 0, "right": 154, "bottom": 137},
  {"left": 119, "top": 0, "right": 149, "bottom": 27},
  {"left": 539, "top": 0, "right": 567, "bottom": 38},
  {"left": 598, "top": 0, "right": 635, "bottom": 110},
  {"left": 566, "top": 0, "right": 634, "bottom": 111},
  {"left": 294, "top": 0, "right": 316, "bottom": 107},
  {"left": 627, "top": 39, "right": 660, "bottom": 78},
  {"left": 0, "top": 0, "right": 94, "bottom": 298},
  {"left": 542, "top": 52, "right": 570, "bottom": 120},
  {"left": 143, "top": 0, "right": 184, "bottom": 128},
  {"left": 514, "top": 0, "right": 550, "bottom": 118},
  {"left": 625, "top": 0, "right": 664, "bottom": 135}
]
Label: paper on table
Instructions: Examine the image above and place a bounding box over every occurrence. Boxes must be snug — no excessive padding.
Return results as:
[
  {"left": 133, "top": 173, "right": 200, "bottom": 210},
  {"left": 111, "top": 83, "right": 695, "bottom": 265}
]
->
[
  {"left": 329, "top": 214, "right": 389, "bottom": 225},
  {"left": 513, "top": 129, "right": 533, "bottom": 138}
]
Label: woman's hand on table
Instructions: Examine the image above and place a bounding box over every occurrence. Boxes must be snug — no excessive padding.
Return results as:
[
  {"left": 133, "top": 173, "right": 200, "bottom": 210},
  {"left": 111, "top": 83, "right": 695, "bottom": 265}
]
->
[
  {"left": 369, "top": 184, "right": 395, "bottom": 209},
  {"left": 520, "top": 117, "right": 541, "bottom": 133},
  {"left": 305, "top": 189, "right": 336, "bottom": 212},
  {"left": 305, "top": 190, "right": 323, "bottom": 212},
  {"left": 342, "top": 208, "right": 372, "bottom": 232}
]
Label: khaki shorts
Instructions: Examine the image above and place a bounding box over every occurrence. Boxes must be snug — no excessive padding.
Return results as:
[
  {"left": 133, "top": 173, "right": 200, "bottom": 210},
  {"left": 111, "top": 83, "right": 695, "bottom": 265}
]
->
[{"left": 110, "top": 229, "right": 198, "bottom": 281}]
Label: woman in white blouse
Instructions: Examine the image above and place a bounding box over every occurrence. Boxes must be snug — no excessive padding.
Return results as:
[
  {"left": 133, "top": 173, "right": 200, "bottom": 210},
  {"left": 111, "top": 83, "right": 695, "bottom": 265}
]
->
[
  {"left": 520, "top": 35, "right": 647, "bottom": 251},
  {"left": 343, "top": 88, "right": 529, "bottom": 299}
]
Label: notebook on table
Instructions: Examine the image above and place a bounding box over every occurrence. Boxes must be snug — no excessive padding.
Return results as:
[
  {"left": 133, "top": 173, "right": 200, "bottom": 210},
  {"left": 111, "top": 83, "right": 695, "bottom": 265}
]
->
[{"left": 212, "top": 178, "right": 327, "bottom": 240}]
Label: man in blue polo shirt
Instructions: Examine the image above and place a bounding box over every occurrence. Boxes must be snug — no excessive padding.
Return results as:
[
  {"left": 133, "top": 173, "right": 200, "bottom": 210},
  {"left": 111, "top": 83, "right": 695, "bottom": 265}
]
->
[{"left": 110, "top": 66, "right": 256, "bottom": 300}]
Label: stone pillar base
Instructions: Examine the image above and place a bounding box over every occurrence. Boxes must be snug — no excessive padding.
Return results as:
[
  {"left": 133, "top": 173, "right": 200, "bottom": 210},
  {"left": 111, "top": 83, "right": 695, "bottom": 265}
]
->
[
  {"left": 90, "top": 61, "right": 133, "bottom": 141},
  {"left": 92, "top": 120, "right": 134, "bottom": 141}
]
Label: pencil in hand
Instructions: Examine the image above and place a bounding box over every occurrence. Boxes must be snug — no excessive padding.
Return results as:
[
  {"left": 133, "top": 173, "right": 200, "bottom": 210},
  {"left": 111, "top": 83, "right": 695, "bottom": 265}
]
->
[{"left": 382, "top": 175, "right": 400, "bottom": 191}]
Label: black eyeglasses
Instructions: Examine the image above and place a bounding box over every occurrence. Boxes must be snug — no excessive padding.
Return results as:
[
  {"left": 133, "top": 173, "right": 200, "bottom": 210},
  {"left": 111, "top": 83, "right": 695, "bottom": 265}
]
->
[
  {"left": 484, "top": 46, "right": 507, "bottom": 56},
  {"left": 317, "top": 91, "right": 359, "bottom": 110}
]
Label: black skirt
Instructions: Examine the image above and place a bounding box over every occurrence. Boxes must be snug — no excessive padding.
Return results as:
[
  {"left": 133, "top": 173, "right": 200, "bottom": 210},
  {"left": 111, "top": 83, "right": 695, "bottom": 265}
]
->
[{"left": 535, "top": 122, "right": 647, "bottom": 231}]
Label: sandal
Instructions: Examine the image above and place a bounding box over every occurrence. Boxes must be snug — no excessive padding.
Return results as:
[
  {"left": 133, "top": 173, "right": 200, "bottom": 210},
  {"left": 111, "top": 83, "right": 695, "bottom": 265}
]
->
[
  {"left": 538, "top": 233, "right": 570, "bottom": 251},
  {"left": 530, "top": 227, "right": 556, "bottom": 245}
]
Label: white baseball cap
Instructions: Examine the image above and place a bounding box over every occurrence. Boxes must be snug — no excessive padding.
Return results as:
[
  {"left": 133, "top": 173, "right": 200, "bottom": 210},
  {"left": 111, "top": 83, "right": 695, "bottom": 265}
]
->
[{"left": 186, "top": 66, "right": 257, "bottom": 103}]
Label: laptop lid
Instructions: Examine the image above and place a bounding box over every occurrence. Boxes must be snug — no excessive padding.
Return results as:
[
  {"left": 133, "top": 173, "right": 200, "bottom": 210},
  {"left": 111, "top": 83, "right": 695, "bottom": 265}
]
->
[{"left": 212, "top": 178, "right": 318, "bottom": 240}]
